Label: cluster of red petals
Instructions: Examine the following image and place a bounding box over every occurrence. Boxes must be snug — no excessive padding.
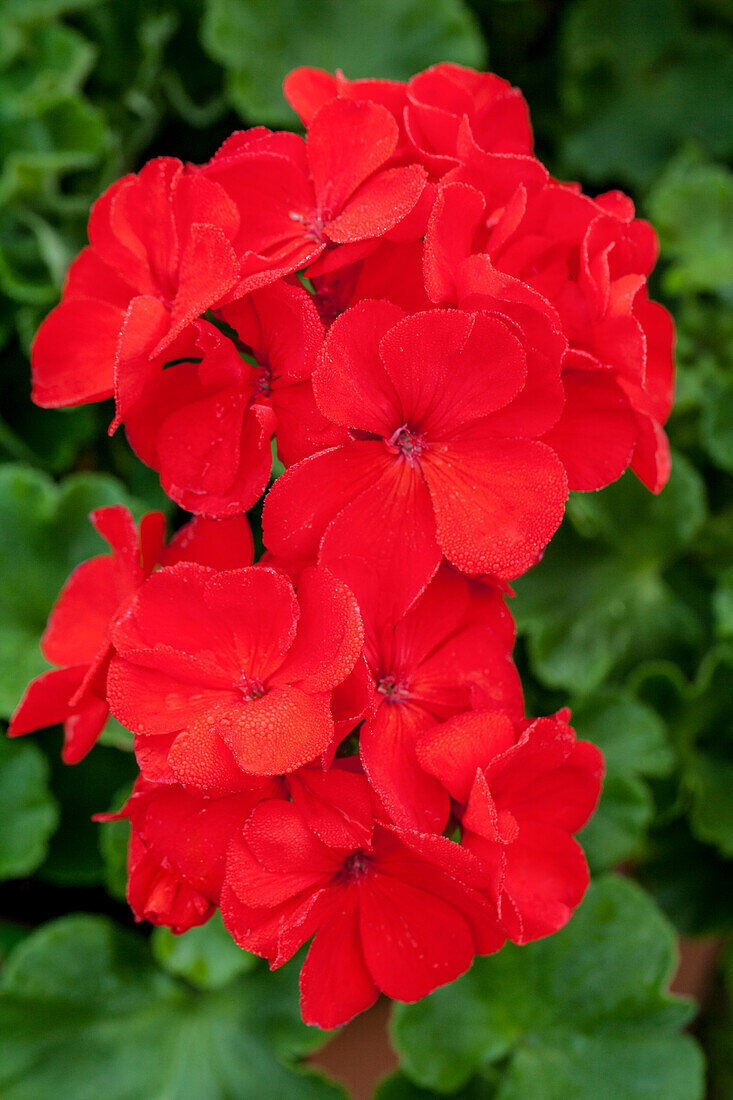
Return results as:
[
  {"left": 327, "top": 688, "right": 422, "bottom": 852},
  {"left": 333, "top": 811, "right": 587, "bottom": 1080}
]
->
[
  {"left": 13, "top": 58, "right": 676, "bottom": 1027},
  {"left": 9, "top": 509, "right": 254, "bottom": 762}
]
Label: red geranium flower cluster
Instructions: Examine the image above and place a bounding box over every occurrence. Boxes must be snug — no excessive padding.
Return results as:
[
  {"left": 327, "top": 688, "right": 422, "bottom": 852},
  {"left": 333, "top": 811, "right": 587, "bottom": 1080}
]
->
[{"left": 10, "top": 60, "right": 676, "bottom": 1028}]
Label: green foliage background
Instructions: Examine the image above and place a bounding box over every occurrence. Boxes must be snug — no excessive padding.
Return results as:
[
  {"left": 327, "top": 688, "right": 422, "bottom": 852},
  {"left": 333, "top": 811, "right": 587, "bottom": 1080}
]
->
[{"left": 0, "top": 1, "right": 731, "bottom": 1096}]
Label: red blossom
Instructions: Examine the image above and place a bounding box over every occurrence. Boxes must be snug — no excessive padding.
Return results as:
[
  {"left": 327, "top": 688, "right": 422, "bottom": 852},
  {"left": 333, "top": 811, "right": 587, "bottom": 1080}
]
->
[
  {"left": 107, "top": 564, "right": 364, "bottom": 785},
  {"left": 31, "top": 158, "right": 243, "bottom": 426},
  {"left": 220, "top": 767, "right": 504, "bottom": 1028},
  {"left": 418, "top": 709, "right": 604, "bottom": 942},
  {"left": 8, "top": 508, "right": 254, "bottom": 762},
  {"left": 200, "top": 100, "right": 427, "bottom": 283},
  {"left": 263, "top": 301, "right": 568, "bottom": 610},
  {"left": 426, "top": 173, "right": 674, "bottom": 491},
  {"left": 11, "top": 58, "right": 664, "bottom": 1028},
  {"left": 404, "top": 63, "right": 533, "bottom": 176},
  {"left": 331, "top": 561, "right": 523, "bottom": 831},
  {"left": 104, "top": 776, "right": 277, "bottom": 933}
]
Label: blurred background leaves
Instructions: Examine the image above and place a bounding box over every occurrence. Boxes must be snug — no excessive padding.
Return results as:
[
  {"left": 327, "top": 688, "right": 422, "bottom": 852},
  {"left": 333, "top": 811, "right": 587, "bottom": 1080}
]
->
[{"left": 0, "top": 0, "right": 731, "bottom": 1096}]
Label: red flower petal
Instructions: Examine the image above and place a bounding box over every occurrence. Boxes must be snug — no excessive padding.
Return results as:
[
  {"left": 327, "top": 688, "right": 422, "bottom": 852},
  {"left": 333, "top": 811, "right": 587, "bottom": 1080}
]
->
[
  {"left": 238, "top": 799, "right": 340, "bottom": 886},
  {"left": 273, "top": 566, "right": 363, "bottom": 693},
  {"left": 542, "top": 367, "right": 638, "bottom": 491},
  {"left": 422, "top": 427, "right": 567, "bottom": 578},
  {"left": 307, "top": 99, "right": 399, "bottom": 214},
  {"left": 166, "top": 723, "right": 257, "bottom": 794},
  {"left": 501, "top": 822, "right": 590, "bottom": 943},
  {"left": 31, "top": 299, "right": 121, "bottom": 407},
  {"left": 360, "top": 702, "right": 451, "bottom": 832},
  {"left": 487, "top": 717, "right": 604, "bottom": 833},
  {"left": 359, "top": 873, "right": 475, "bottom": 1002},
  {"left": 163, "top": 515, "right": 254, "bottom": 571},
  {"left": 283, "top": 67, "right": 339, "bottom": 125},
  {"left": 326, "top": 164, "right": 426, "bottom": 243},
  {"left": 214, "top": 686, "right": 334, "bottom": 775},
  {"left": 8, "top": 665, "right": 87, "bottom": 737},
  {"left": 314, "top": 300, "right": 404, "bottom": 433},
  {"left": 319, "top": 455, "right": 441, "bottom": 620},
  {"left": 262, "top": 442, "right": 389, "bottom": 563},
  {"left": 418, "top": 711, "right": 516, "bottom": 804},
  {"left": 289, "top": 766, "right": 374, "bottom": 850},
  {"left": 41, "top": 557, "right": 122, "bottom": 667},
  {"left": 300, "top": 897, "right": 379, "bottom": 1028},
  {"left": 112, "top": 295, "right": 170, "bottom": 431},
  {"left": 61, "top": 697, "right": 110, "bottom": 764},
  {"left": 379, "top": 309, "right": 527, "bottom": 438},
  {"left": 161, "top": 223, "right": 241, "bottom": 351}
]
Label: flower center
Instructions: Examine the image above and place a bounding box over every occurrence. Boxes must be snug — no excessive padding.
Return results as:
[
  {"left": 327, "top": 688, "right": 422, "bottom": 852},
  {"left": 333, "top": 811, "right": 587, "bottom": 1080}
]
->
[
  {"left": 385, "top": 424, "right": 426, "bottom": 464},
  {"left": 255, "top": 363, "right": 272, "bottom": 395},
  {"left": 376, "top": 674, "right": 410, "bottom": 704},
  {"left": 239, "top": 676, "right": 265, "bottom": 701},
  {"left": 289, "top": 209, "right": 326, "bottom": 244},
  {"left": 339, "top": 850, "right": 373, "bottom": 882}
]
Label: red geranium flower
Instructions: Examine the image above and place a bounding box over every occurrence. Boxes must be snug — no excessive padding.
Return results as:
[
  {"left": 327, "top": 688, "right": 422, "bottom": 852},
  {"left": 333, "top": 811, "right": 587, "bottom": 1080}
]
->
[
  {"left": 201, "top": 99, "right": 427, "bottom": 281},
  {"left": 31, "top": 158, "right": 243, "bottom": 426},
  {"left": 107, "top": 564, "right": 364, "bottom": 785},
  {"left": 330, "top": 560, "right": 523, "bottom": 831},
  {"left": 418, "top": 709, "right": 604, "bottom": 942},
  {"left": 124, "top": 280, "right": 340, "bottom": 516},
  {"left": 404, "top": 63, "right": 533, "bottom": 176},
  {"left": 220, "top": 766, "right": 504, "bottom": 1028},
  {"left": 263, "top": 301, "right": 568, "bottom": 611},
  {"left": 426, "top": 176, "right": 674, "bottom": 491},
  {"left": 8, "top": 508, "right": 254, "bottom": 763}
]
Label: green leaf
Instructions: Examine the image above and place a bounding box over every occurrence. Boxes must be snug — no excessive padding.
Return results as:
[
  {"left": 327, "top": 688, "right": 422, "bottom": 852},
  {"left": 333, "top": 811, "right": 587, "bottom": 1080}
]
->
[
  {"left": 0, "top": 347, "right": 102, "bottom": 472},
  {"left": 559, "top": 0, "right": 733, "bottom": 188},
  {"left": 201, "top": 0, "right": 485, "bottom": 126},
  {"left": 0, "top": 915, "right": 342, "bottom": 1099},
  {"left": 376, "top": 1071, "right": 495, "bottom": 1098},
  {"left": 0, "top": 24, "right": 97, "bottom": 116},
  {"left": 2, "top": 0, "right": 103, "bottom": 22},
  {"left": 152, "top": 911, "right": 257, "bottom": 990},
  {"left": 646, "top": 154, "right": 733, "bottom": 298},
  {"left": 514, "top": 456, "right": 706, "bottom": 694},
  {"left": 634, "top": 647, "right": 733, "bottom": 857},
  {"left": 0, "top": 736, "right": 58, "bottom": 880},
  {"left": 0, "top": 464, "right": 145, "bottom": 718},
  {"left": 392, "top": 876, "right": 704, "bottom": 1099},
  {"left": 573, "top": 690, "right": 673, "bottom": 870},
  {"left": 714, "top": 567, "right": 733, "bottom": 638}
]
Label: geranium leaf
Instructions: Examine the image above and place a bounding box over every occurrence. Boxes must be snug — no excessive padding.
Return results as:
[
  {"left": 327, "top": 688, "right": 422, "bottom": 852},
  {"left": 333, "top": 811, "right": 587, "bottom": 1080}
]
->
[
  {"left": 151, "top": 912, "right": 258, "bottom": 990},
  {"left": 647, "top": 154, "right": 733, "bottom": 298},
  {"left": 0, "top": 915, "right": 343, "bottom": 1099},
  {"left": 573, "top": 690, "right": 673, "bottom": 870},
  {"left": 638, "top": 820, "right": 733, "bottom": 937},
  {"left": 634, "top": 647, "right": 733, "bottom": 858},
  {"left": 0, "top": 736, "right": 58, "bottom": 880},
  {"left": 559, "top": 0, "right": 733, "bottom": 187}
]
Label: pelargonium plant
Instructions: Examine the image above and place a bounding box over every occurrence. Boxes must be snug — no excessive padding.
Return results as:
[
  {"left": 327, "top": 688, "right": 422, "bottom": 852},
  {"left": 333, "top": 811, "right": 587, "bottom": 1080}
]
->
[{"left": 8, "top": 62, "right": 673, "bottom": 1030}]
